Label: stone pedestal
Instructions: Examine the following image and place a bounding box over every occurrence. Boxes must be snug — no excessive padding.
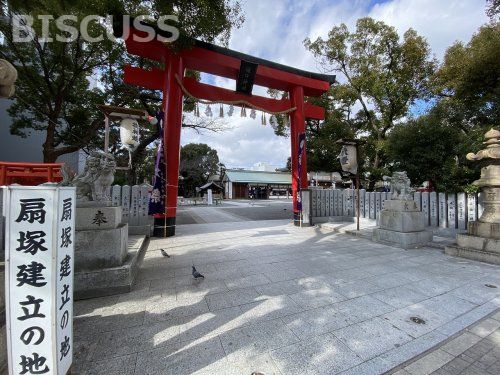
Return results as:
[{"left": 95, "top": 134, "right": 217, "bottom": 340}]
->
[
  {"left": 75, "top": 224, "right": 128, "bottom": 269},
  {"left": 445, "top": 222, "right": 500, "bottom": 265},
  {"left": 445, "top": 128, "right": 500, "bottom": 265},
  {"left": 74, "top": 204, "right": 143, "bottom": 299},
  {"left": 372, "top": 199, "right": 432, "bottom": 249}
]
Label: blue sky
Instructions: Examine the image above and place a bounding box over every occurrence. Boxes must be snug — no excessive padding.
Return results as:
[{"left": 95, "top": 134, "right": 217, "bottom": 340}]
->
[{"left": 182, "top": 0, "right": 488, "bottom": 170}]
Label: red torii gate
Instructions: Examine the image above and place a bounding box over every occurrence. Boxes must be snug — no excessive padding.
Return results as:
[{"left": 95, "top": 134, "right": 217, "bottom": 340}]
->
[{"left": 118, "top": 21, "right": 335, "bottom": 236}]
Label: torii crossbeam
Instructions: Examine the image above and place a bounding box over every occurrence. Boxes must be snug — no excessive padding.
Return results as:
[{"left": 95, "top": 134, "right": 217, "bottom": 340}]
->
[{"left": 116, "top": 19, "right": 335, "bottom": 236}]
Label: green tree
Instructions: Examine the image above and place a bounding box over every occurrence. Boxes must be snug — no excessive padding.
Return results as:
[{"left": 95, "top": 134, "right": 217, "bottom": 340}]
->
[
  {"left": 431, "top": 23, "right": 500, "bottom": 133},
  {"left": 305, "top": 17, "right": 436, "bottom": 189},
  {"left": 179, "top": 143, "right": 219, "bottom": 197},
  {"left": 385, "top": 115, "right": 480, "bottom": 192},
  {"left": 305, "top": 91, "right": 355, "bottom": 172},
  {"left": 269, "top": 84, "right": 356, "bottom": 174},
  {"left": 0, "top": 0, "right": 243, "bottom": 167}
]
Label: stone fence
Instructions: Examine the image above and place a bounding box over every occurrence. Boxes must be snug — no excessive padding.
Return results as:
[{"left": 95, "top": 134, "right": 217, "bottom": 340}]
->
[
  {"left": 109, "top": 184, "right": 152, "bottom": 234},
  {"left": 304, "top": 188, "right": 483, "bottom": 230}
]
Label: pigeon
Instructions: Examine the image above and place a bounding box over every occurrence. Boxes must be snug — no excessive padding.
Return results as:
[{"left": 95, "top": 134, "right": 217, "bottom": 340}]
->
[
  {"left": 160, "top": 249, "right": 170, "bottom": 258},
  {"left": 192, "top": 266, "right": 204, "bottom": 279}
]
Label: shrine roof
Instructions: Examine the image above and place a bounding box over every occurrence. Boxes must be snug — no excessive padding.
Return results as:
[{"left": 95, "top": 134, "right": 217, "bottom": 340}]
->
[{"left": 224, "top": 169, "right": 292, "bottom": 185}]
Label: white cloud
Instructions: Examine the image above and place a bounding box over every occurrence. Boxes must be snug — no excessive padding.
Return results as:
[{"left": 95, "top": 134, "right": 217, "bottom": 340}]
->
[
  {"left": 181, "top": 113, "right": 290, "bottom": 168},
  {"left": 181, "top": 0, "right": 488, "bottom": 169},
  {"left": 369, "top": 0, "right": 488, "bottom": 59}
]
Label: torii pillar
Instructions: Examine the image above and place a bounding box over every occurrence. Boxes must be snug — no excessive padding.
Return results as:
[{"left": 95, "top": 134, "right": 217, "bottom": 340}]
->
[
  {"left": 289, "top": 86, "right": 308, "bottom": 224},
  {"left": 162, "top": 55, "right": 185, "bottom": 236}
]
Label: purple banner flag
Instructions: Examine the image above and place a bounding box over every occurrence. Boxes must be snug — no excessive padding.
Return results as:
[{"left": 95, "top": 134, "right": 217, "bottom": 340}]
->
[
  {"left": 297, "top": 132, "right": 306, "bottom": 212},
  {"left": 149, "top": 112, "right": 166, "bottom": 216}
]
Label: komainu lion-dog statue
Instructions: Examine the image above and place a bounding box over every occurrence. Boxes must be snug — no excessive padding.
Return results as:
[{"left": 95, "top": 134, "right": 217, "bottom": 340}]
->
[
  {"left": 383, "top": 171, "right": 414, "bottom": 200},
  {"left": 60, "top": 151, "right": 116, "bottom": 202}
]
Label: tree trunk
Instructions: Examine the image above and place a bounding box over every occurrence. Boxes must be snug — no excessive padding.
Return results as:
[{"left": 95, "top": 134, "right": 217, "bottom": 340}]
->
[
  {"left": 127, "top": 162, "right": 137, "bottom": 185},
  {"left": 42, "top": 146, "right": 57, "bottom": 163},
  {"left": 368, "top": 151, "right": 380, "bottom": 191},
  {"left": 43, "top": 117, "right": 57, "bottom": 163}
]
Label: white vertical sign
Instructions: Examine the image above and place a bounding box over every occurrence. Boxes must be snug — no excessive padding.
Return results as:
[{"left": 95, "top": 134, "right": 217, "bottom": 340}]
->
[
  {"left": 55, "top": 188, "right": 74, "bottom": 375},
  {"left": 5, "top": 186, "right": 75, "bottom": 375}
]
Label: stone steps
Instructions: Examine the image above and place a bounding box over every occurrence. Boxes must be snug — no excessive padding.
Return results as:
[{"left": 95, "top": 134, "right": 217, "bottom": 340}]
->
[{"left": 445, "top": 244, "right": 500, "bottom": 265}]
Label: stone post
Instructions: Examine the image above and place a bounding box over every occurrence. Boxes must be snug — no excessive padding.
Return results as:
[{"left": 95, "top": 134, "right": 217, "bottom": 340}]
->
[
  {"left": 457, "top": 193, "right": 467, "bottom": 230},
  {"left": 369, "top": 192, "right": 376, "bottom": 219},
  {"left": 447, "top": 193, "right": 457, "bottom": 229},
  {"left": 430, "top": 192, "right": 438, "bottom": 226},
  {"left": 421, "top": 192, "right": 430, "bottom": 226},
  {"left": 364, "top": 191, "right": 370, "bottom": 219},
  {"left": 311, "top": 189, "right": 318, "bottom": 217},
  {"left": 439, "top": 192, "right": 448, "bottom": 228},
  {"left": 360, "top": 189, "right": 366, "bottom": 218}
]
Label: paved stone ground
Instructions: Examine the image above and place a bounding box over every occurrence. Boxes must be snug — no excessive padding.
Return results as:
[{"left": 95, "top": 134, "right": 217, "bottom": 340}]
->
[
  {"left": 73, "top": 219, "right": 500, "bottom": 375},
  {"left": 177, "top": 199, "right": 293, "bottom": 225},
  {"left": 392, "top": 309, "right": 500, "bottom": 375}
]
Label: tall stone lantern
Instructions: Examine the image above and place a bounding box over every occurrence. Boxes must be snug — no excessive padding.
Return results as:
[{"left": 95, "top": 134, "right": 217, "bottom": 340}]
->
[{"left": 445, "top": 128, "right": 500, "bottom": 264}]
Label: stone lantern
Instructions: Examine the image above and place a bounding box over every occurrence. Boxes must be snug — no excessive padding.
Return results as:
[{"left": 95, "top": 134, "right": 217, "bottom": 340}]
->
[{"left": 445, "top": 128, "right": 500, "bottom": 264}]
